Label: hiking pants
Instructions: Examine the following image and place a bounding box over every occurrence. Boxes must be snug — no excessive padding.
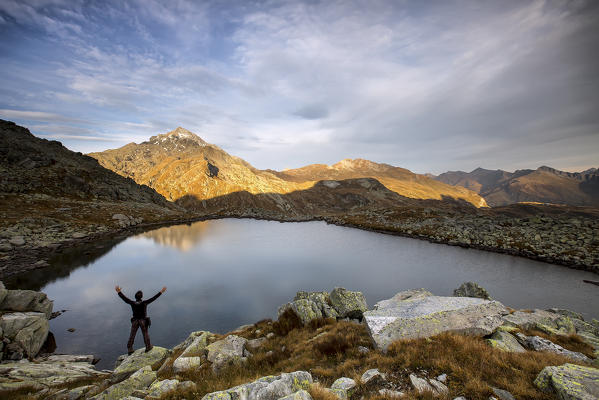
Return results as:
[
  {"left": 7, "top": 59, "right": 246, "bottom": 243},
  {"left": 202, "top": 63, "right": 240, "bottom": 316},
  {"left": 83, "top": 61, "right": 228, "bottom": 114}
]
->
[{"left": 128, "top": 318, "right": 151, "bottom": 352}]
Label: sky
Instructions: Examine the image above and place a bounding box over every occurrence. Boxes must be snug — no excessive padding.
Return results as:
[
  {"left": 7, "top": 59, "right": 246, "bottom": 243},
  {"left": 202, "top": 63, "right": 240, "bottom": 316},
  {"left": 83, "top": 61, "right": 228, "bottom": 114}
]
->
[{"left": 0, "top": 0, "right": 597, "bottom": 174}]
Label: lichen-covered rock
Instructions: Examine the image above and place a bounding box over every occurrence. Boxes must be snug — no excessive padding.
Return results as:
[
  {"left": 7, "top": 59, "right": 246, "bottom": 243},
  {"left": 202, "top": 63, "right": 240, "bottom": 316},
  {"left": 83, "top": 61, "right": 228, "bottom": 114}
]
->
[
  {"left": 547, "top": 308, "right": 584, "bottom": 321},
  {"left": 172, "top": 356, "right": 202, "bottom": 374},
  {"left": 0, "top": 311, "right": 49, "bottom": 358},
  {"left": 180, "top": 331, "right": 211, "bottom": 357},
  {"left": 206, "top": 335, "right": 248, "bottom": 373},
  {"left": 363, "top": 289, "right": 508, "bottom": 351},
  {"left": 201, "top": 371, "right": 313, "bottom": 400},
  {"left": 491, "top": 387, "right": 516, "bottom": 400},
  {"left": 0, "top": 289, "right": 53, "bottom": 318},
  {"left": 278, "top": 299, "right": 323, "bottom": 325},
  {"left": 329, "top": 288, "right": 368, "bottom": 319},
  {"left": 112, "top": 346, "right": 170, "bottom": 381},
  {"left": 0, "top": 358, "right": 109, "bottom": 396},
  {"left": 295, "top": 291, "right": 338, "bottom": 319},
  {"left": 453, "top": 282, "right": 491, "bottom": 300},
  {"left": 146, "top": 379, "right": 180, "bottom": 398},
  {"left": 330, "top": 377, "right": 356, "bottom": 399},
  {"left": 534, "top": 363, "right": 599, "bottom": 399},
  {"left": 91, "top": 366, "right": 156, "bottom": 400},
  {"left": 502, "top": 309, "right": 559, "bottom": 330},
  {"left": 486, "top": 331, "right": 526, "bottom": 353},
  {"left": 172, "top": 330, "right": 212, "bottom": 354},
  {"left": 409, "top": 374, "right": 433, "bottom": 394},
  {"left": 518, "top": 334, "right": 591, "bottom": 363},
  {"left": 278, "top": 389, "right": 313, "bottom": 400}
]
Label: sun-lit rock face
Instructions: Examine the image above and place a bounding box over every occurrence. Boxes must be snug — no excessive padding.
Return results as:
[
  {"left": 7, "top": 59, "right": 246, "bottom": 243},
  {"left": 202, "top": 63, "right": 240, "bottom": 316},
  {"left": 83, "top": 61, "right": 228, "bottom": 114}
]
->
[{"left": 89, "top": 128, "right": 487, "bottom": 209}]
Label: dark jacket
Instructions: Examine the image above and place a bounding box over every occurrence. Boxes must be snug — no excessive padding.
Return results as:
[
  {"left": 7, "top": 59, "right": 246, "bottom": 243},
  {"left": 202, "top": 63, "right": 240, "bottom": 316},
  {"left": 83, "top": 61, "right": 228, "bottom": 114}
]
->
[{"left": 118, "top": 291, "right": 161, "bottom": 320}]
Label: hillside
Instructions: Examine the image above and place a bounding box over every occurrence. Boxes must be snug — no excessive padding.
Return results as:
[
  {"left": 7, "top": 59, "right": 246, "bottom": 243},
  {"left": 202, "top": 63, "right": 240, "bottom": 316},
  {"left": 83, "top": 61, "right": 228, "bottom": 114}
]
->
[
  {"left": 89, "top": 128, "right": 487, "bottom": 208},
  {"left": 435, "top": 166, "right": 599, "bottom": 207}
]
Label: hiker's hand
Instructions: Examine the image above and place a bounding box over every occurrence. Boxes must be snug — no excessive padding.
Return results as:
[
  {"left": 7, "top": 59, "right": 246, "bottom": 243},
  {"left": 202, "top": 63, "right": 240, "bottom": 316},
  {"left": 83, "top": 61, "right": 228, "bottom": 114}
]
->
[
  {"left": 161, "top": 286, "right": 167, "bottom": 293},
  {"left": 115, "top": 285, "right": 121, "bottom": 293}
]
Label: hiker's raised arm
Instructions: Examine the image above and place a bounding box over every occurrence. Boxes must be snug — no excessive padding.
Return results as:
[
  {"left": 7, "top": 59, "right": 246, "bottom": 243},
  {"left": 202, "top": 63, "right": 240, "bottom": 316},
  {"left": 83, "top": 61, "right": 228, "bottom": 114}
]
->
[
  {"left": 145, "top": 287, "right": 165, "bottom": 304},
  {"left": 116, "top": 287, "right": 133, "bottom": 305}
]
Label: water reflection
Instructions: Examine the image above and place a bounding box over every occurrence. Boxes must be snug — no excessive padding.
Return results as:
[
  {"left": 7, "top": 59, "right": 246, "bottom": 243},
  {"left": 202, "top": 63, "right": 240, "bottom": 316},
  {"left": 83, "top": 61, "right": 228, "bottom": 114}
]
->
[
  {"left": 10, "top": 219, "right": 599, "bottom": 370},
  {"left": 141, "top": 221, "right": 213, "bottom": 251}
]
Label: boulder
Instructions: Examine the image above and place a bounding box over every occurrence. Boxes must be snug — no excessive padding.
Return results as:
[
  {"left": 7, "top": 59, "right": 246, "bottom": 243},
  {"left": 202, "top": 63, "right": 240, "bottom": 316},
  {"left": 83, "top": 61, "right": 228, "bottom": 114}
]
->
[
  {"left": 330, "top": 377, "right": 356, "bottom": 399},
  {"left": 172, "top": 330, "right": 213, "bottom": 354},
  {"left": 0, "top": 289, "right": 53, "bottom": 318},
  {"left": 179, "top": 331, "right": 211, "bottom": 357},
  {"left": 361, "top": 368, "right": 386, "bottom": 385},
  {"left": 408, "top": 374, "right": 448, "bottom": 395},
  {"left": 363, "top": 289, "right": 508, "bottom": 351},
  {"left": 329, "top": 288, "right": 368, "bottom": 319},
  {"left": 147, "top": 379, "right": 180, "bottom": 398},
  {"left": 547, "top": 308, "right": 584, "bottom": 321},
  {"left": 295, "top": 291, "right": 339, "bottom": 318},
  {"left": 172, "top": 356, "right": 202, "bottom": 374},
  {"left": 0, "top": 358, "right": 109, "bottom": 396},
  {"left": 278, "top": 389, "right": 313, "bottom": 400},
  {"left": 201, "top": 371, "right": 312, "bottom": 400},
  {"left": 486, "top": 331, "right": 526, "bottom": 353},
  {"left": 517, "top": 334, "right": 591, "bottom": 363},
  {"left": 206, "top": 335, "right": 247, "bottom": 373},
  {"left": 278, "top": 299, "right": 323, "bottom": 325},
  {"left": 502, "top": 309, "right": 559, "bottom": 330},
  {"left": 491, "top": 387, "right": 516, "bottom": 400},
  {"left": 112, "top": 346, "right": 170, "bottom": 381},
  {"left": 453, "top": 282, "right": 491, "bottom": 300},
  {"left": 91, "top": 366, "right": 156, "bottom": 400},
  {"left": 0, "top": 312, "right": 49, "bottom": 358},
  {"left": 535, "top": 363, "right": 599, "bottom": 399},
  {"left": 247, "top": 337, "right": 267, "bottom": 350}
]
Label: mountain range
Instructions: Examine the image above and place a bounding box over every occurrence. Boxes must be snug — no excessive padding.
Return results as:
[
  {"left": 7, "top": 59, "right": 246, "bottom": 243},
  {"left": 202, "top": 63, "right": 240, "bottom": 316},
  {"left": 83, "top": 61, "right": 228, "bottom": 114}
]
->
[
  {"left": 434, "top": 166, "right": 599, "bottom": 207},
  {"left": 89, "top": 127, "right": 487, "bottom": 211}
]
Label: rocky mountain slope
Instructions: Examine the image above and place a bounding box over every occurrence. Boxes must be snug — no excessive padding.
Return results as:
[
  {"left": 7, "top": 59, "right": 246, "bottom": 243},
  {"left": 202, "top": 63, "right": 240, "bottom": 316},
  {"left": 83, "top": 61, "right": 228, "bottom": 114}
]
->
[
  {"left": 0, "top": 120, "right": 186, "bottom": 277},
  {"left": 435, "top": 166, "right": 599, "bottom": 207},
  {"left": 89, "top": 128, "right": 487, "bottom": 209}
]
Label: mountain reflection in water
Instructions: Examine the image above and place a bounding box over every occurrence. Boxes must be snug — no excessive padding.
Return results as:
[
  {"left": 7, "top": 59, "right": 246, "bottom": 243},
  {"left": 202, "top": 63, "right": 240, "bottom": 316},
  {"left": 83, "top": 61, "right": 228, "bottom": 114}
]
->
[{"left": 141, "top": 221, "right": 214, "bottom": 251}]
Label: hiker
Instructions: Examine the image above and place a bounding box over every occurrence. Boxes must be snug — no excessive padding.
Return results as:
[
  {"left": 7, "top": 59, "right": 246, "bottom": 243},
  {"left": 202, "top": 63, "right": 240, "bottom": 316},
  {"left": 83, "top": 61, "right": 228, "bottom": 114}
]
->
[{"left": 115, "top": 285, "right": 166, "bottom": 354}]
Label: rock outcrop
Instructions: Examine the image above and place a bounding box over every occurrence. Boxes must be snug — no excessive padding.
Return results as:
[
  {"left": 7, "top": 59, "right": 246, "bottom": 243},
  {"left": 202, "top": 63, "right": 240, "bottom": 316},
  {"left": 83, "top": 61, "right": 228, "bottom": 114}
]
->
[
  {"left": 201, "top": 371, "right": 313, "bottom": 400},
  {"left": 453, "top": 281, "right": 491, "bottom": 300},
  {"left": 362, "top": 289, "right": 508, "bottom": 351},
  {"left": 535, "top": 363, "right": 599, "bottom": 400},
  {"left": 112, "top": 347, "right": 170, "bottom": 381}
]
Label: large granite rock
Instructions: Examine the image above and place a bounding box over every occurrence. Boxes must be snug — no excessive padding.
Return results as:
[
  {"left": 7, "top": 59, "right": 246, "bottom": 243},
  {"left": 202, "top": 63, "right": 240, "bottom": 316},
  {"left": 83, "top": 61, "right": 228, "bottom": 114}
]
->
[
  {"left": 206, "top": 335, "right": 248, "bottom": 373},
  {"left": 0, "top": 311, "right": 49, "bottom": 358},
  {"left": 112, "top": 346, "right": 170, "bottom": 381},
  {"left": 172, "top": 356, "right": 203, "bottom": 374},
  {"left": 295, "top": 291, "right": 338, "bottom": 319},
  {"left": 278, "top": 299, "right": 324, "bottom": 326},
  {"left": 516, "top": 334, "right": 591, "bottom": 363},
  {"left": 486, "top": 331, "right": 526, "bottom": 353},
  {"left": 0, "top": 289, "right": 53, "bottom": 319},
  {"left": 502, "top": 309, "right": 559, "bottom": 330},
  {"left": 91, "top": 366, "right": 156, "bottom": 400},
  {"left": 179, "top": 331, "right": 212, "bottom": 357},
  {"left": 453, "top": 282, "right": 491, "bottom": 300},
  {"left": 329, "top": 288, "right": 368, "bottom": 319},
  {"left": 330, "top": 377, "right": 356, "bottom": 399},
  {"left": 0, "top": 357, "right": 109, "bottom": 396},
  {"left": 535, "top": 363, "right": 599, "bottom": 400},
  {"left": 363, "top": 289, "right": 508, "bottom": 351},
  {"left": 201, "top": 371, "right": 312, "bottom": 400}
]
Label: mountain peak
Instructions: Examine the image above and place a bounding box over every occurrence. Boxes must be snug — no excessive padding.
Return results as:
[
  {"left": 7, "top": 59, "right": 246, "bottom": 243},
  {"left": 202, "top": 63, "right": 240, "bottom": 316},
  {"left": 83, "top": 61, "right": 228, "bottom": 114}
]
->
[{"left": 148, "top": 127, "right": 207, "bottom": 146}]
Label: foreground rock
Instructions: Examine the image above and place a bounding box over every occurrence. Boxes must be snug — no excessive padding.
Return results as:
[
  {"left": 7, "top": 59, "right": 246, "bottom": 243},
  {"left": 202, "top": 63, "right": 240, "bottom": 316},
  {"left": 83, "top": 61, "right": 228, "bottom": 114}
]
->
[
  {"left": 201, "top": 370, "right": 312, "bottom": 400},
  {"left": 91, "top": 365, "right": 156, "bottom": 400},
  {"left": 0, "top": 357, "right": 109, "bottom": 396},
  {"left": 453, "top": 282, "right": 491, "bottom": 300},
  {"left": 516, "top": 334, "right": 591, "bottom": 363},
  {"left": 486, "top": 331, "right": 526, "bottom": 353},
  {"left": 363, "top": 289, "right": 508, "bottom": 351},
  {"left": 112, "top": 346, "right": 170, "bottom": 381},
  {"left": 535, "top": 363, "right": 599, "bottom": 399},
  {"left": 205, "top": 335, "right": 248, "bottom": 373}
]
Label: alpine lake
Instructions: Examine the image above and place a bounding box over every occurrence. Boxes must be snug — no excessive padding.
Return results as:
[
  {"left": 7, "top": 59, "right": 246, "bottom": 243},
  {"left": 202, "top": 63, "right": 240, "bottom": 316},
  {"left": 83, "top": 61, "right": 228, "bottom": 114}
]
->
[{"left": 5, "top": 219, "right": 599, "bottom": 370}]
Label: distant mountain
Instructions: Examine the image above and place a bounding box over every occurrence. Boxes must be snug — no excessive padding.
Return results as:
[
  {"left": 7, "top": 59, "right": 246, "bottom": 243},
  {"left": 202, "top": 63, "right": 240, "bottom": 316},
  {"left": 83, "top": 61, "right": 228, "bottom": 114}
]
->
[
  {"left": 0, "top": 119, "right": 169, "bottom": 205},
  {"left": 89, "top": 128, "right": 487, "bottom": 208},
  {"left": 435, "top": 166, "right": 599, "bottom": 207}
]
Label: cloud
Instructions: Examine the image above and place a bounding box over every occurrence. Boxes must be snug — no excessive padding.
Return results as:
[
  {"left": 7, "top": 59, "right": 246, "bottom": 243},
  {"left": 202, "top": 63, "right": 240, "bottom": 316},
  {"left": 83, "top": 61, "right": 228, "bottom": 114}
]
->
[{"left": 0, "top": 0, "right": 597, "bottom": 173}]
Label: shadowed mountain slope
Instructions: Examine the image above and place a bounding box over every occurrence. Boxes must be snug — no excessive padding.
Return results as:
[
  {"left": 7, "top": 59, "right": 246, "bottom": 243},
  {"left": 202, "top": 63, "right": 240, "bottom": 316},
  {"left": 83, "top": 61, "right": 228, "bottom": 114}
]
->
[
  {"left": 90, "top": 128, "right": 487, "bottom": 208},
  {"left": 435, "top": 166, "right": 599, "bottom": 207}
]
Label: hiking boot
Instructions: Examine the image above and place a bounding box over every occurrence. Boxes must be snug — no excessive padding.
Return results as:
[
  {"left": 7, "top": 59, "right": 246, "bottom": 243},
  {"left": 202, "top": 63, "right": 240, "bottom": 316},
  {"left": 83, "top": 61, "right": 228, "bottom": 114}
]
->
[{"left": 145, "top": 345, "right": 153, "bottom": 352}]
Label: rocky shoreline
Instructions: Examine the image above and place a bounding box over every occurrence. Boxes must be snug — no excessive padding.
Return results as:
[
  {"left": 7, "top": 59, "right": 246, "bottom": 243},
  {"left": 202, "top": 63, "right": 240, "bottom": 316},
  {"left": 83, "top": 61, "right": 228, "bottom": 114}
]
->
[
  {"left": 1, "top": 282, "right": 598, "bottom": 399},
  {"left": 2, "top": 206, "right": 599, "bottom": 281}
]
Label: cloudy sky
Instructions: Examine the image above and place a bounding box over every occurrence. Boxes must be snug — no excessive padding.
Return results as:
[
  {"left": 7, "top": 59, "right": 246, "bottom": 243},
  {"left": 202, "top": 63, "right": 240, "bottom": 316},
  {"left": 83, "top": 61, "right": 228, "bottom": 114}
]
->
[{"left": 0, "top": 0, "right": 597, "bottom": 174}]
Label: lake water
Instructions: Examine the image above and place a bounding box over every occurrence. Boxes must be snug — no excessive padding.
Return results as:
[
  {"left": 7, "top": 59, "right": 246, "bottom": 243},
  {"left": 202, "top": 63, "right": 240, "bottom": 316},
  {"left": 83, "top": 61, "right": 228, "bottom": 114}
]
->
[{"left": 6, "top": 219, "right": 599, "bottom": 369}]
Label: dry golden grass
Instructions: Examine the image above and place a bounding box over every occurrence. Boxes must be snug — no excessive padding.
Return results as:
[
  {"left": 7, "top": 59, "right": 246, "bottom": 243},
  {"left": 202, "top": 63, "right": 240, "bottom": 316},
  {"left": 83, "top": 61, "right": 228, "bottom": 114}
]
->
[{"left": 157, "top": 318, "right": 593, "bottom": 400}]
